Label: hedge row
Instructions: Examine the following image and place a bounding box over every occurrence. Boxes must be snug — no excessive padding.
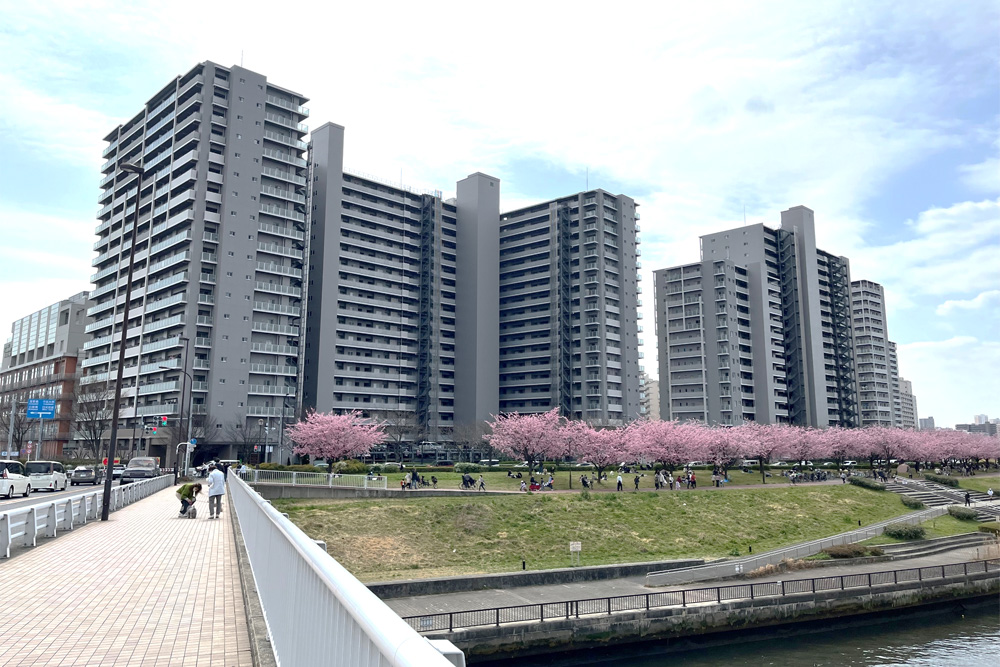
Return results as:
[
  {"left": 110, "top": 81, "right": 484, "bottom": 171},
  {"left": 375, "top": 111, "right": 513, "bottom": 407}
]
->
[
  {"left": 900, "top": 495, "right": 926, "bottom": 510},
  {"left": 883, "top": 523, "right": 926, "bottom": 540},
  {"left": 923, "top": 473, "right": 960, "bottom": 487},
  {"left": 848, "top": 476, "right": 886, "bottom": 491},
  {"left": 947, "top": 506, "right": 979, "bottom": 521},
  {"left": 821, "top": 544, "right": 885, "bottom": 559}
]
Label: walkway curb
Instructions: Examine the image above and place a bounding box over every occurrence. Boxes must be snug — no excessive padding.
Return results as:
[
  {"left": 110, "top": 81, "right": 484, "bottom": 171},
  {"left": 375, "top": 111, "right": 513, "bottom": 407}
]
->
[{"left": 229, "top": 490, "right": 278, "bottom": 667}]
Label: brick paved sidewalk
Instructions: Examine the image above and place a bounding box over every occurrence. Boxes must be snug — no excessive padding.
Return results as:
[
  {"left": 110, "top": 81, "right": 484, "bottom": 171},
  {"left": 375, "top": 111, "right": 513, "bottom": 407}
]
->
[{"left": 0, "top": 487, "right": 252, "bottom": 667}]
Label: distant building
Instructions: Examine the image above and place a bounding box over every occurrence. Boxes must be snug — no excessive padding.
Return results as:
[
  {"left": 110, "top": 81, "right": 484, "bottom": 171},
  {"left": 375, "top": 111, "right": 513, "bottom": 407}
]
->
[
  {"left": 918, "top": 416, "right": 935, "bottom": 430},
  {"left": 956, "top": 422, "right": 998, "bottom": 437},
  {"left": 1, "top": 292, "right": 93, "bottom": 458},
  {"left": 973, "top": 414, "right": 989, "bottom": 425},
  {"left": 852, "top": 280, "right": 893, "bottom": 427},
  {"left": 887, "top": 341, "right": 902, "bottom": 427},
  {"left": 639, "top": 375, "right": 660, "bottom": 421},
  {"left": 898, "top": 378, "right": 918, "bottom": 429}
]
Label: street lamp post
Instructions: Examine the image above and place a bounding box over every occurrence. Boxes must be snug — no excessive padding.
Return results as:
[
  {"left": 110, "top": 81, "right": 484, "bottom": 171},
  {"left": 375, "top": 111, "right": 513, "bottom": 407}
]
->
[
  {"left": 277, "top": 394, "right": 294, "bottom": 466},
  {"left": 258, "top": 418, "right": 265, "bottom": 462},
  {"left": 101, "top": 162, "right": 146, "bottom": 521},
  {"left": 160, "top": 334, "right": 190, "bottom": 483}
]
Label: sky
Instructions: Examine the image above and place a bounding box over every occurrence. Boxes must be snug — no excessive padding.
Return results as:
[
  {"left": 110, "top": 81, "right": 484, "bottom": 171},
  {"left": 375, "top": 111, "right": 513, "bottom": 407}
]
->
[{"left": 0, "top": 0, "right": 997, "bottom": 428}]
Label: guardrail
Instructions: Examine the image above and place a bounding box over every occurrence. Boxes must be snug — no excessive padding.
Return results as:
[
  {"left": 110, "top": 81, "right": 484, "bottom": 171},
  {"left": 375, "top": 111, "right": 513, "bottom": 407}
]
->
[
  {"left": 403, "top": 559, "right": 1000, "bottom": 633},
  {"left": 646, "top": 505, "right": 951, "bottom": 586},
  {"left": 227, "top": 472, "right": 456, "bottom": 666},
  {"left": 239, "top": 468, "right": 388, "bottom": 490},
  {"left": 0, "top": 475, "right": 173, "bottom": 558}
]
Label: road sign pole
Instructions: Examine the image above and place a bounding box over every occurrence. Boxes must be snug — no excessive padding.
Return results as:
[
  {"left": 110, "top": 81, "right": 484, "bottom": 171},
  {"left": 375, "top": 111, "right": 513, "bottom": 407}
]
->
[
  {"left": 6, "top": 399, "right": 15, "bottom": 457},
  {"left": 37, "top": 416, "right": 43, "bottom": 460}
]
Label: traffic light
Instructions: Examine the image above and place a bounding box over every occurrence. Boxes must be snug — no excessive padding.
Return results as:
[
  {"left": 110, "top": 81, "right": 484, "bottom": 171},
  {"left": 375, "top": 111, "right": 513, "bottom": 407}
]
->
[
  {"left": 160, "top": 415, "right": 168, "bottom": 426},
  {"left": 151, "top": 425, "right": 158, "bottom": 434}
]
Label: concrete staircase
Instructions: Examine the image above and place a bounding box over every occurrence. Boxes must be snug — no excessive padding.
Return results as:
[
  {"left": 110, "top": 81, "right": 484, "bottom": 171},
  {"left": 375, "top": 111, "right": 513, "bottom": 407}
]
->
[
  {"left": 884, "top": 479, "right": 1000, "bottom": 523},
  {"left": 877, "top": 532, "right": 994, "bottom": 561}
]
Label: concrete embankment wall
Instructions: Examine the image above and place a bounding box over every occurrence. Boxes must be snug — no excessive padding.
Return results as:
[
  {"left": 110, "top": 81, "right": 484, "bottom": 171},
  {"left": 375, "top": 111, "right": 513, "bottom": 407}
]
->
[
  {"left": 368, "top": 559, "right": 705, "bottom": 599},
  {"left": 443, "top": 570, "right": 999, "bottom": 663}
]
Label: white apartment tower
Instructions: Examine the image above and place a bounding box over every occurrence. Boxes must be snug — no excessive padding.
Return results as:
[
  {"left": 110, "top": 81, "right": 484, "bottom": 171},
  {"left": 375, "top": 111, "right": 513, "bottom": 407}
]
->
[
  {"left": 85, "top": 62, "right": 309, "bottom": 462},
  {"left": 851, "top": 280, "right": 893, "bottom": 426}
]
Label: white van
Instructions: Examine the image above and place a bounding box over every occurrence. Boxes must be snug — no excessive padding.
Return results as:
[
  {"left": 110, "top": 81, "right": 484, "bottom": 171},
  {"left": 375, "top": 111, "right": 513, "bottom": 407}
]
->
[
  {"left": 26, "top": 461, "right": 69, "bottom": 492},
  {"left": 1, "top": 460, "right": 32, "bottom": 498}
]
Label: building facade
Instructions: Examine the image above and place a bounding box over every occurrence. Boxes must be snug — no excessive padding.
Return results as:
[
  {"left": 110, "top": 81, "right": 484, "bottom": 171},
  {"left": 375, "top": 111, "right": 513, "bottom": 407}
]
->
[
  {"left": 304, "top": 124, "right": 642, "bottom": 444},
  {"left": 851, "top": 280, "right": 893, "bottom": 426},
  {"left": 1, "top": 293, "right": 93, "bottom": 458},
  {"left": 84, "top": 62, "right": 309, "bottom": 464},
  {"left": 899, "top": 377, "right": 918, "bottom": 429},
  {"left": 654, "top": 206, "right": 858, "bottom": 428},
  {"left": 639, "top": 375, "right": 660, "bottom": 421},
  {"left": 919, "top": 416, "right": 935, "bottom": 430}
]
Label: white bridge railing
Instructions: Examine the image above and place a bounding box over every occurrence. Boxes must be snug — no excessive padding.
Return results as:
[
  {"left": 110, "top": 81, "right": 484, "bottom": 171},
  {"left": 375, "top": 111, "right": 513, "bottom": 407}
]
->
[
  {"left": 240, "top": 468, "right": 388, "bottom": 490},
  {"left": 0, "top": 475, "right": 173, "bottom": 558},
  {"left": 228, "top": 472, "right": 456, "bottom": 666}
]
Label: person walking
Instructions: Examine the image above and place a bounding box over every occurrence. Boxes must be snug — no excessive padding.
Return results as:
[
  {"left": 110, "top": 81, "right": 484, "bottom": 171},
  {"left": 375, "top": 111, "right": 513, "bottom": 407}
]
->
[
  {"left": 988, "top": 487, "right": 994, "bottom": 501},
  {"left": 840, "top": 471, "right": 847, "bottom": 484},
  {"left": 634, "top": 474, "right": 640, "bottom": 491},
  {"left": 176, "top": 483, "right": 202, "bottom": 517},
  {"left": 690, "top": 471, "right": 697, "bottom": 489},
  {"left": 616, "top": 473, "right": 623, "bottom": 491},
  {"left": 403, "top": 471, "right": 411, "bottom": 491},
  {"left": 431, "top": 475, "right": 438, "bottom": 489},
  {"left": 238, "top": 461, "right": 248, "bottom": 476},
  {"left": 206, "top": 463, "right": 225, "bottom": 519},
  {"left": 478, "top": 475, "right": 486, "bottom": 492},
  {"left": 965, "top": 492, "right": 971, "bottom": 507}
]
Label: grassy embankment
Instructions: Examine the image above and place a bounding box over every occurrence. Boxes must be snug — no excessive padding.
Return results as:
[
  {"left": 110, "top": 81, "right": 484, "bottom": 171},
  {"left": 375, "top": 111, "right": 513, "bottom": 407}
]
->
[
  {"left": 956, "top": 475, "right": 1000, "bottom": 494},
  {"left": 275, "top": 485, "right": 913, "bottom": 581}
]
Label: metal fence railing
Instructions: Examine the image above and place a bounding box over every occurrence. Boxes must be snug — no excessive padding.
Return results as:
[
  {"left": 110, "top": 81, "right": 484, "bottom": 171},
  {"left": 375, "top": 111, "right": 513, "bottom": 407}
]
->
[
  {"left": 646, "top": 505, "right": 952, "bottom": 586},
  {"left": 0, "top": 475, "right": 173, "bottom": 558},
  {"left": 239, "top": 468, "right": 388, "bottom": 490},
  {"left": 403, "top": 559, "right": 1000, "bottom": 633},
  {"left": 228, "top": 471, "right": 455, "bottom": 666}
]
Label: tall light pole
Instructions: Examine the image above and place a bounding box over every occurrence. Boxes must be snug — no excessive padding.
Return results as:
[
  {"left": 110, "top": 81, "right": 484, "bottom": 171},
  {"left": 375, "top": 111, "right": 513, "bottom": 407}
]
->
[
  {"left": 161, "top": 334, "right": 190, "bottom": 482},
  {"left": 277, "top": 393, "right": 294, "bottom": 466},
  {"left": 101, "top": 161, "right": 146, "bottom": 521}
]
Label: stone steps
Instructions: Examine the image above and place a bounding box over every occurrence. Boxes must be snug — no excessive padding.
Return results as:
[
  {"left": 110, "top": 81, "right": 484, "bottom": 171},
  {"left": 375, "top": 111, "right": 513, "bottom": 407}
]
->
[{"left": 878, "top": 532, "right": 992, "bottom": 560}]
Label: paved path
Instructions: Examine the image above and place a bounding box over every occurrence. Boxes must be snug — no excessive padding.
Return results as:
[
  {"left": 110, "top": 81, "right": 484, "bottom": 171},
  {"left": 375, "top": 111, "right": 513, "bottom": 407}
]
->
[
  {"left": 384, "top": 545, "right": 996, "bottom": 618},
  {"left": 0, "top": 487, "right": 252, "bottom": 667}
]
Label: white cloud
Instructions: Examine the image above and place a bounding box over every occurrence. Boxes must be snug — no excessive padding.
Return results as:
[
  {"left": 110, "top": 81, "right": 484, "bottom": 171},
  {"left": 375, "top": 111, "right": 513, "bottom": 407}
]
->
[
  {"left": 936, "top": 290, "right": 1000, "bottom": 316},
  {"left": 959, "top": 157, "right": 999, "bottom": 194},
  {"left": 896, "top": 337, "right": 1000, "bottom": 427}
]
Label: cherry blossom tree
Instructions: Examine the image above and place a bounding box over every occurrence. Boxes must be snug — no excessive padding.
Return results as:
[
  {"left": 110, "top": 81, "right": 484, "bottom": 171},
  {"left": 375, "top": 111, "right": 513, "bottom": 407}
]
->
[
  {"left": 485, "top": 409, "right": 564, "bottom": 474},
  {"left": 738, "top": 422, "right": 793, "bottom": 484},
  {"left": 286, "top": 410, "right": 386, "bottom": 462},
  {"left": 702, "top": 425, "right": 740, "bottom": 475}
]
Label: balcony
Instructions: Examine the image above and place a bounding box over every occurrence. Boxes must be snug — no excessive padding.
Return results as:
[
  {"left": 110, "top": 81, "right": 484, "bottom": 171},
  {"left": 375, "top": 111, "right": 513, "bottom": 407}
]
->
[{"left": 265, "top": 94, "right": 309, "bottom": 117}]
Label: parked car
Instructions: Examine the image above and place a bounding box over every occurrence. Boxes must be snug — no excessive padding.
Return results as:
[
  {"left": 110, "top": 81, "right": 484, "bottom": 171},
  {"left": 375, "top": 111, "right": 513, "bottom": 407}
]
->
[
  {"left": 1, "top": 460, "right": 32, "bottom": 498},
  {"left": 71, "top": 466, "right": 106, "bottom": 486},
  {"left": 741, "top": 460, "right": 761, "bottom": 467},
  {"left": 26, "top": 461, "right": 69, "bottom": 492},
  {"left": 119, "top": 457, "right": 161, "bottom": 485},
  {"left": 112, "top": 465, "right": 126, "bottom": 480},
  {"left": 843, "top": 460, "right": 858, "bottom": 467}
]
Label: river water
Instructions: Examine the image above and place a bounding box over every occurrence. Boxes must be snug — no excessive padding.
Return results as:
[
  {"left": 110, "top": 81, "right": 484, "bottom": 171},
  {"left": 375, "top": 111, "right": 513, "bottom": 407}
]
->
[{"left": 508, "top": 600, "right": 999, "bottom": 667}]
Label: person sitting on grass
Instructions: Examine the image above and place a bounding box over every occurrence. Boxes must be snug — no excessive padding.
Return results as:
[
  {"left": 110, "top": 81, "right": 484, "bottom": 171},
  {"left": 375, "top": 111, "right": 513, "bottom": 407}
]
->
[
  {"left": 176, "top": 483, "right": 202, "bottom": 517},
  {"left": 520, "top": 480, "right": 528, "bottom": 492}
]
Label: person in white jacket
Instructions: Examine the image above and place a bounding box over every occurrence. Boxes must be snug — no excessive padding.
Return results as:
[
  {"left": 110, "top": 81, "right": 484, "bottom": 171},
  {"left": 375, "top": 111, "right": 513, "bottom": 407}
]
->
[{"left": 206, "top": 463, "right": 226, "bottom": 519}]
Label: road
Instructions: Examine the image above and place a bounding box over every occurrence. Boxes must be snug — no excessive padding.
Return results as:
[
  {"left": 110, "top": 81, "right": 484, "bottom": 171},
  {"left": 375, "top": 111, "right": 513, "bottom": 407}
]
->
[{"left": 0, "top": 480, "right": 122, "bottom": 512}]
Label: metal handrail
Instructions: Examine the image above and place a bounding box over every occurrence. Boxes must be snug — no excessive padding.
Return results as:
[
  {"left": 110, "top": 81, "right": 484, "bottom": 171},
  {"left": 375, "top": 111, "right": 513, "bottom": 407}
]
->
[
  {"left": 403, "top": 559, "right": 1000, "bottom": 633},
  {"left": 227, "top": 472, "right": 454, "bottom": 666},
  {"left": 240, "top": 468, "right": 388, "bottom": 490},
  {"left": 0, "top": 475, "right": 173, "bottom": 558}
]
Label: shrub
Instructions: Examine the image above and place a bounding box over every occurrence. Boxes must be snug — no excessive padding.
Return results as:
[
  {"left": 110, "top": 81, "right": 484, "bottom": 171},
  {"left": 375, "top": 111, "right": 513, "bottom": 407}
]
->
[
  {"left": 923, "top": 473, "right": 960, "bottom": 487},
  {"left": 454, "top": 463, "right": 482, "bottom": 474},
  {"left": 883, "top": 523, "right": 926, "bottom": 540},
  {"left": 332, "top": 459, "right": 368, "bottom": 475},
  {"left": 948, "top": 506, "right": 979, "bottom": 521},
  {"left": 821, "top": 544, "right": 885, "bottom": 559},
  {"left": 900, "top": 495, "right": 926, "bottom": 510},
  {"left": 848, "top": 476, "right": 886, "bottom": 491},
  {"left": 977, "top": 524, "right": 1000, "bottom": 536}
]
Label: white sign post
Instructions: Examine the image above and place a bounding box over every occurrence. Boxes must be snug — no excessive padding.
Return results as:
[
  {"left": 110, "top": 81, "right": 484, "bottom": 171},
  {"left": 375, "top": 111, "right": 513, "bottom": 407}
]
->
[{"left": 569, "top": 541, "right": 582, "bottom": 566}]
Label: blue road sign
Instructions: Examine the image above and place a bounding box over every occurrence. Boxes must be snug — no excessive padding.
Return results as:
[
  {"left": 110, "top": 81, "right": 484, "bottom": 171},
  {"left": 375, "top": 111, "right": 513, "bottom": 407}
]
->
[
  {"left": 26, "top": 398, "right": 56, "bottom": 419},
  {"left": 190, "top": 438, "right": 197, "bottom": 445}
]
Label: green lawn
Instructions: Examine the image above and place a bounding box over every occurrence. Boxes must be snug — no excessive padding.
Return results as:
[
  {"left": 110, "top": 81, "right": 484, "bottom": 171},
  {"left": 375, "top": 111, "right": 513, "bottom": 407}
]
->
[
  {"left": 382, "top": 467, "right": 818, "bottom": 492},
  {"left": 957, "top": 475, "right": 1000, "bottom": 494},
  {"left": 860, "top": 514, "right": 982, "bottom": 546},
  {"left": 275, "top": 485, "right": 913, "bottom": 581}
]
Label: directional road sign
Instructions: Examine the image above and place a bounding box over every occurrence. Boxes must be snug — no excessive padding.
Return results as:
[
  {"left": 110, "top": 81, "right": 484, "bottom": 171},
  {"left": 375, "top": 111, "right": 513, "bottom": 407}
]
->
[{"left": 26, "top": 398, "right": 57, "bottom": 419}]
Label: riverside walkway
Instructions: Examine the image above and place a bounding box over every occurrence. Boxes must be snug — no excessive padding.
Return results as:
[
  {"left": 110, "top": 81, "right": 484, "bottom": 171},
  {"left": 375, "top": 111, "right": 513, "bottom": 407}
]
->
[
  {"left": 0, "top": 487, "right": 252, "bottom": 667},
  {"left": 384, "top": 543, "right": 997, "bottom": 620}
]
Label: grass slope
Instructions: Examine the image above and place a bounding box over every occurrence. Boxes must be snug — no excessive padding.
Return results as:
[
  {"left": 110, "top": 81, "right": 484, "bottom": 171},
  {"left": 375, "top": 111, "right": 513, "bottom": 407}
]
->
[
  {"left": 957, "top": 475, "right": 1000, "bottom": 494},
  {"left": 860, "top": 514, "right": 982, "bottom": 546},
  {"left": 274, "top": 485, "right": 911, "bottom": 581}
]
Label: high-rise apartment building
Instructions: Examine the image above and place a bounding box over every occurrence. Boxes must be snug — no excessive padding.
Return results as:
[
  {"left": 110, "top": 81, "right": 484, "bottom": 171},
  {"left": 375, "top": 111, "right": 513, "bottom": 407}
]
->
[
  {"left": 918, "top": 416, "right": 935, "bottom": 430},
  {"left": 2, "top": 293, "right": 93, "bottom": 458},
  {"left": 497, "top": 191, "right": 642, "bottom": 423},
  {"left": 851, "top": 280, "right": 893, "bottom": 426},
  {"left": 84, "top": 62, "right": 309, "bottom": 463},
  {"left": 639, "top": 375, "right": 660, "bottom": 421},
  {"left": 887, "top": 340, "right": 902, "bottom": 427},
  {"left": 654, "top": 206, "right": 858, "bottom": 428},
  {"left": 974, "top": 413, "right": 989, "bottom": 425},
  {"left": 899, "top": 377, "right": 918, "bottom": 429},
  {"left": 304, "top": 123, "right": 642, "bottom": 441}
]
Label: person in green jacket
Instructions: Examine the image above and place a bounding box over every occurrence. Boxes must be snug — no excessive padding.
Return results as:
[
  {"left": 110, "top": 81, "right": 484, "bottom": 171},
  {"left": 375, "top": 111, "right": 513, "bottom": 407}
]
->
[{"left": 176, "top": 483, "right": 203, "bottom": 517}]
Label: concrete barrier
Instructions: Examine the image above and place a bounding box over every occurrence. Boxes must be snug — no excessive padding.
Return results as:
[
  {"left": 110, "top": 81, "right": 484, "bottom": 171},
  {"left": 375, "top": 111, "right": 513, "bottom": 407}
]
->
[{"left": 369, "top": 559, "right": 705, "bottom": 599}]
